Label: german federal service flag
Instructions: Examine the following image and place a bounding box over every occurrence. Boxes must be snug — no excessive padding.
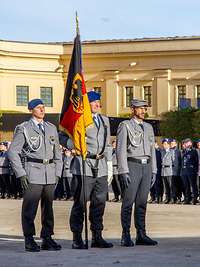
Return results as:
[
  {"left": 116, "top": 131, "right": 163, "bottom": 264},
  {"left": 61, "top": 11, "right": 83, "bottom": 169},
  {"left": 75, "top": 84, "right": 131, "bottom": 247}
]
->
[{"left": 59, "top": 33, "right": 93, "bottom": 160}]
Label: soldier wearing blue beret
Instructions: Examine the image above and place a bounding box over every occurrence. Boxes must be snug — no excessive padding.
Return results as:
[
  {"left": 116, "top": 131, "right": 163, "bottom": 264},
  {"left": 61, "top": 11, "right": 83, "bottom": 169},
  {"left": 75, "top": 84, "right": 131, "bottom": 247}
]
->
[
  {"left": 60, "top": 91, "right": 113, "bottom": 249},
  {"left": 8, "top": 98, "right": 63, "bottom": 252}
]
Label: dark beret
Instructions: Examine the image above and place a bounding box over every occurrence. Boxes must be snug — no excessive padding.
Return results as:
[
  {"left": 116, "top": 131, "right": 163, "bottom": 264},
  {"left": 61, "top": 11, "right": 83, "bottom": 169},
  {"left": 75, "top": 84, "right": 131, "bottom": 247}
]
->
[
  {"left": 28, "top": 99, "right": 44, "bottom": 110},
  {"left": 162, "top": 138, "right": 170, "bottom": 144},
  {"left": 87, "top": 91, "right": 101, "bottom": 103}
]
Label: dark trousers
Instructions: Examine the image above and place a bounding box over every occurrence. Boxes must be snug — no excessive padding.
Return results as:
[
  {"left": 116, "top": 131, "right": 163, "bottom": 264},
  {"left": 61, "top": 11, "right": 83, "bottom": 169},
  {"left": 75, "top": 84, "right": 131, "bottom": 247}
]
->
[
  {"left": 181, "top": 174, "right": 198, "bottom": 200},
  {"left": 173, "top": 175, "right": 183, "bottom": 200},
  {"left": 121, "top": 161, "right": 151, "bottom": 232},
  {"left": 111, "top": 174, "right": 121, "bottom": 199},
  {"left": 70, "top": 175, "right": 108, "bottom": 233},
  {"left": 54, "top": 177, "right": 64, "bottom": 199},
  {"left": 63, "top": 176, "right": 72, "bottom": 198},
  {"left": 0, "top": 174, "right": 11, "bottom": 197},
  {"left": 150, "top": 174, "right": 163, "bottom": 200},
  {"left": 22, "top": 184, "right": 55, "bottom": 238},
  {"left": 162, "top": 176, "right": 174, "bottom": 200}
]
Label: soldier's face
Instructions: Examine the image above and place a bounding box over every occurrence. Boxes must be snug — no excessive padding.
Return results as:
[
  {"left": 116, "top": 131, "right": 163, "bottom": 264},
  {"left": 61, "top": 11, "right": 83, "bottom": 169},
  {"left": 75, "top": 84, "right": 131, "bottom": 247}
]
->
[
  {"left": 31, "top": 104, "right": 45, "bottom": 120},
  {"left": 0, "top": 144, "right": 6, "bottom": 151},
  {"left": 163, "top": 142, "right": 170, "bottom": 149},
  {"left": 90, "top": 100, "right": 101, "bottom": 114},
  {"left": 132, "top": 106, "right": 147, "bottom": 120},
  {"left": 197, "top": 142, "right": 200, "bottom": 149},
  {"left": 170, "top": 141, "right": 177, "bottom": 148}
]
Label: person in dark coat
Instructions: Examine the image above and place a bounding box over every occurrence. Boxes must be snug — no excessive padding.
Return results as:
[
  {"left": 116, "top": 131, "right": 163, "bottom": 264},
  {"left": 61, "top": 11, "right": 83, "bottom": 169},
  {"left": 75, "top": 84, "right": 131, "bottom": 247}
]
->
[{"left": 181, "top": 138, "right": 199, "bottom": 205}]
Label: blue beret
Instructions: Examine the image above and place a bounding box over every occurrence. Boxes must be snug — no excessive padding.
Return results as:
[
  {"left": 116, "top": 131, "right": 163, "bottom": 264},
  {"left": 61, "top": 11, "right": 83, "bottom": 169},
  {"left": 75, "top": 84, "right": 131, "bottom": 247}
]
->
[
  {"left": 162, "top": 138, "right": 170, "bottom": 143},
  {"left": 87, "top": 91, "right": 101, "bottom": 103},
  {"left": 28, "top": 99, "right": 44, "bottom": 110},
  {"left": 196, "top": 139, "right": 200, "bottom": 143}
]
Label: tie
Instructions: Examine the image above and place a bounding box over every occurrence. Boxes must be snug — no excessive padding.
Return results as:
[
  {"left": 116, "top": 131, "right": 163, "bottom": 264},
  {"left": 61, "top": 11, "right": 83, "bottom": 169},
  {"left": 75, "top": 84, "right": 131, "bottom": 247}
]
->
[
  {"left": 38, "top": 123, "right": 45, "bottom": 134},
  {"left": 138, "top": 123, "right": 144, "bottom": 131},
  {"left": 93, "top": 115, "right": 100, "bottom": 128}
]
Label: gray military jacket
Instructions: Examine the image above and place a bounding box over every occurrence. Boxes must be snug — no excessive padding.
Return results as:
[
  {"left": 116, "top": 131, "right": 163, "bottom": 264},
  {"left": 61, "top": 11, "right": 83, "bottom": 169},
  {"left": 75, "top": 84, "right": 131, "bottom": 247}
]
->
[
  {"left": 161, "top": 149, "right": 173, "bottom": 177},
  {"left": 70, "top": 114, "right": 111, "bottom": 177},
  {"left": 112, "top": 149, "right": 118, "bottom": 175},
  {"left": 8, "top": 118, "right": 63, "bottom": 184},
  {"left": 0, "top": 151, "right": 10, "bottom": 175},
  {"left": 116, "top": 118, "right": 157, "bottom": 175},
  {"left": 62, "top": 154, "right": 73, "bottom": 178}
]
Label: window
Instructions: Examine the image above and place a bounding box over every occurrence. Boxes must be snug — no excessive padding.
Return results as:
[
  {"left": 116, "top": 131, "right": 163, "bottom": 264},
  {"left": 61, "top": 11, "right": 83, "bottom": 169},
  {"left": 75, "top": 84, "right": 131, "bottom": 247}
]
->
[
  {"left": 196, "top": 85, "right": 200, "bottom": 98},
  {"left": 144, "top": 86, "right": 152, "bottom": 106},
  {"left": 93, "top": 86, "right": 101, "bottom": 95},
  {"left": 16, "top": 86, "right": 29, "bottom": 106},
  {"left": 40, "top": 87, "right": 53, "bottom": 107},
  {"left": 177, "top": 85, "right": 190, "bottom": 109},
  {"left": 177, "top": 85, "right": 186, "bottom": 99},
  {"left": 125, "top": 86, "right": 133, "bottom": 107},
  {"left": 196, "top": 85, "right": 200, "bottom": 108}
]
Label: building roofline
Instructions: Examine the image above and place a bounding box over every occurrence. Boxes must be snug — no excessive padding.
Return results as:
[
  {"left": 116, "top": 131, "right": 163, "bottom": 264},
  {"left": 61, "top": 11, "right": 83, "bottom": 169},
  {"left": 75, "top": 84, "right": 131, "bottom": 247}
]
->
[{"left": 2, "top": 35, "right": 200, "bottom": 45}]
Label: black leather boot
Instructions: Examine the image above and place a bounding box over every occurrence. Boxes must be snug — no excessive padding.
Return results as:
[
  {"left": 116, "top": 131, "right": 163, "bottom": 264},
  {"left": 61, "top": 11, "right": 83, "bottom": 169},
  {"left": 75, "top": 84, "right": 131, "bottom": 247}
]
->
[
  {"left": 121, "top": 230, "right": 134, "bottom": 247},
  {"left": 41, "top": 236, "right": 62, "bottom": 251},
  {"left": 136, "top": 230, "right": 158, "bottom": 246},
  {"left": 91, "top": 231, "right": 113, "bottom": 248},
  {"left": 25, "top": 236, "right": 40, "bottom": 252},
  {"left": 72, "top": 232, "right": 86, "bottom": 249}
]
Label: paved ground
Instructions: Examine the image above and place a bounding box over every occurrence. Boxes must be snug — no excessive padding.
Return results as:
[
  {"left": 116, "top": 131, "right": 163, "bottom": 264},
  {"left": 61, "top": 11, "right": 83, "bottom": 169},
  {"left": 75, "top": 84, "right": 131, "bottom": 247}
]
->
[{"left": 0, "top": 199, "right": 200, "bottom": 267}]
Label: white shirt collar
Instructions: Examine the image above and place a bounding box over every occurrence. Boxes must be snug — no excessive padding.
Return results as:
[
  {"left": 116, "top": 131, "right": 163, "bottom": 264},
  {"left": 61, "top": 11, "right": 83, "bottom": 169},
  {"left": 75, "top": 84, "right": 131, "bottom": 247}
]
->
[{"left": 31, "top": 117, "right": 44, "bottom": 126}]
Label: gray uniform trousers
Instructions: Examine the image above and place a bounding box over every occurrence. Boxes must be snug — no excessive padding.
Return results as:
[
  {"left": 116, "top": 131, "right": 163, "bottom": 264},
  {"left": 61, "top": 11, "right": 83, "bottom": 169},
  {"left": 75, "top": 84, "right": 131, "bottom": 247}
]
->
[
  {"left": 22, "top": 184, "right": 55, "bottom": 238},
  {"left": 70, "top": 175, "right": 108, "bottom": 233},
  {"left": 121, "top": 161, "right": 152, "bottom": 232}
]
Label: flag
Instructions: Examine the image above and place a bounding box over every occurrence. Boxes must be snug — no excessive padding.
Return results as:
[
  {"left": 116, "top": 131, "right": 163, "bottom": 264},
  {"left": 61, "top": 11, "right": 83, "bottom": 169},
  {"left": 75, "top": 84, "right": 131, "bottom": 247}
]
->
[{"left": 59, "top": 33, "right": 93, "bottom": 159}]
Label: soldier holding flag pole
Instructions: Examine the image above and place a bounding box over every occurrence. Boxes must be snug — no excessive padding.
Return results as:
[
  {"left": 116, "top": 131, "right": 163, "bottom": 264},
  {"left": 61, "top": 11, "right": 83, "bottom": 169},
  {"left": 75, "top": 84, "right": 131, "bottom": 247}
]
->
[{"left": 59, "top": 14, "right": 113, "bottom": 249}]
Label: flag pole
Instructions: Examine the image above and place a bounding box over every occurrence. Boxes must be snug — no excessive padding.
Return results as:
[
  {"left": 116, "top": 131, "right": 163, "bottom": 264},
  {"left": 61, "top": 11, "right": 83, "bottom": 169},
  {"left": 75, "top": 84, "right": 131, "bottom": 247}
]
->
[{"left": 76, "top": 11, "right": 88, "bottom": 249}]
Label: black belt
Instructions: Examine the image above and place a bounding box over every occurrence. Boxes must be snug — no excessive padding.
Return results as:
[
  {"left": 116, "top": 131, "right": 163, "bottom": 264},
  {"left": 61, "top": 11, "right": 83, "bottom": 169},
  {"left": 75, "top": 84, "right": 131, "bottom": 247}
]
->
[
  {"left": 0, "top": 166, "right": 9, "bottom": 168},
  {"left": 127, "top": 157, "right": 150, "bottom": 164},
  {"left": 86, "top": 154, "right": 104, "bottom": 160},
  {"left": 163, "top": 165, "right": 170, "bottom": 168},
  {"left": 26, "top": 157, "right": 54, "bottom": 164}
]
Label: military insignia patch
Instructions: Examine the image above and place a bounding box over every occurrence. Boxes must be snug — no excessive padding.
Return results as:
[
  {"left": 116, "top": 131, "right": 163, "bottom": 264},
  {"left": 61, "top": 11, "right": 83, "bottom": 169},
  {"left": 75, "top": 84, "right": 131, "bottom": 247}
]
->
[{"left": 50, "top": 136, "right": 55, "bottom": 142}]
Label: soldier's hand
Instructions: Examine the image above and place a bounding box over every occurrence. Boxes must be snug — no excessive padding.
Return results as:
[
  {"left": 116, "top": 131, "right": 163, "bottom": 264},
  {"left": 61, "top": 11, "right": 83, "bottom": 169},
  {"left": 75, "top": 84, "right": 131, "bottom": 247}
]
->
[
  {"left": 55, "top": 176, "right": 60, "bottom": 185},
  {"left": 151, "top": 173, "right": 157, "bottom": 188},
  {"left": 119, "top": 173, "right": 131, "bottom": 191},
  {"left": 19, "top": 175, "right": 29, "bottom": 191}
]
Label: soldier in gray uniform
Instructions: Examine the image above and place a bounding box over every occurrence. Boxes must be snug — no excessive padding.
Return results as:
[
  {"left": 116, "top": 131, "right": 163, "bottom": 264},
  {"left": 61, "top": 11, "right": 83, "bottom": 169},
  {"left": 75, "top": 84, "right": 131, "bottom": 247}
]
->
[
  {"left": 8, "top": 99, "right": 63, "bottom": 252},
  {"left": 161, "top": 138, "right": 174, "bottom": 204},
  {"left": 111, "top": 139, "right": 121, "bottom": 202},
  {"left": 116, "top": 98, "right": 157, "bottom": 247},
  {"left": 60, "top": 91, "right": 113, "bottom": 249},
  {"left": 62, "top": 148, "right": 73, "bottom": 199}
]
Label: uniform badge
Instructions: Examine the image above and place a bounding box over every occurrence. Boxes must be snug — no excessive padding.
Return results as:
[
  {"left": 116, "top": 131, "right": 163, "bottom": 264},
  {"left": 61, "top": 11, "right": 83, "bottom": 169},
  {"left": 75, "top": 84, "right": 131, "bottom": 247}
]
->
[{"left": 50, "top": 136, "right": 55, "bottom": 142}]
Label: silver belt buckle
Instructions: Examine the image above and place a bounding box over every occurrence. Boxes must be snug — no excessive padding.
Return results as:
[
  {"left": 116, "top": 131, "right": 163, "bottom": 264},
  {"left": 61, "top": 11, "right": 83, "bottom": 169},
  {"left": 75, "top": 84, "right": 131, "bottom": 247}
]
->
[
  {"left": 141, "top": 158, "right": 147, "bottom": 164},
  {"left": 43, "top": 159, "right": 49, "bottom": 164}
]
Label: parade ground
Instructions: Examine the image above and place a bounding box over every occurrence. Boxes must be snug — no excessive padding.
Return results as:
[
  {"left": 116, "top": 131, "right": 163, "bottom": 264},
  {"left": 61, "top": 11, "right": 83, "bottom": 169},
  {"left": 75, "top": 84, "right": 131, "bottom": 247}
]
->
[{"left": 0, "top": 200, "right": 200, "bottom": 267}]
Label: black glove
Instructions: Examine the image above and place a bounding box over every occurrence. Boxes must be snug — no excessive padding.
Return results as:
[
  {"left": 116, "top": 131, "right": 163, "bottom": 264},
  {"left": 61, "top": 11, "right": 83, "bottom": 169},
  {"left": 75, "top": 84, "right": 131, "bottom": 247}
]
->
[
  {"left": 119, "top": 173, "right": 131, "bottom": 191},
  {"left": 20, "top": 175, "right": 29, "bottom": 191}
]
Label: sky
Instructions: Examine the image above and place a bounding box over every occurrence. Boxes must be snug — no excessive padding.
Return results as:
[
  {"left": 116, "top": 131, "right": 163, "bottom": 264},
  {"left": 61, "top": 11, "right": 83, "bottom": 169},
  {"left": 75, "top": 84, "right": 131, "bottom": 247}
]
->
[{"left": 1, "top": 0, "right": 200, "bottom": 43}]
